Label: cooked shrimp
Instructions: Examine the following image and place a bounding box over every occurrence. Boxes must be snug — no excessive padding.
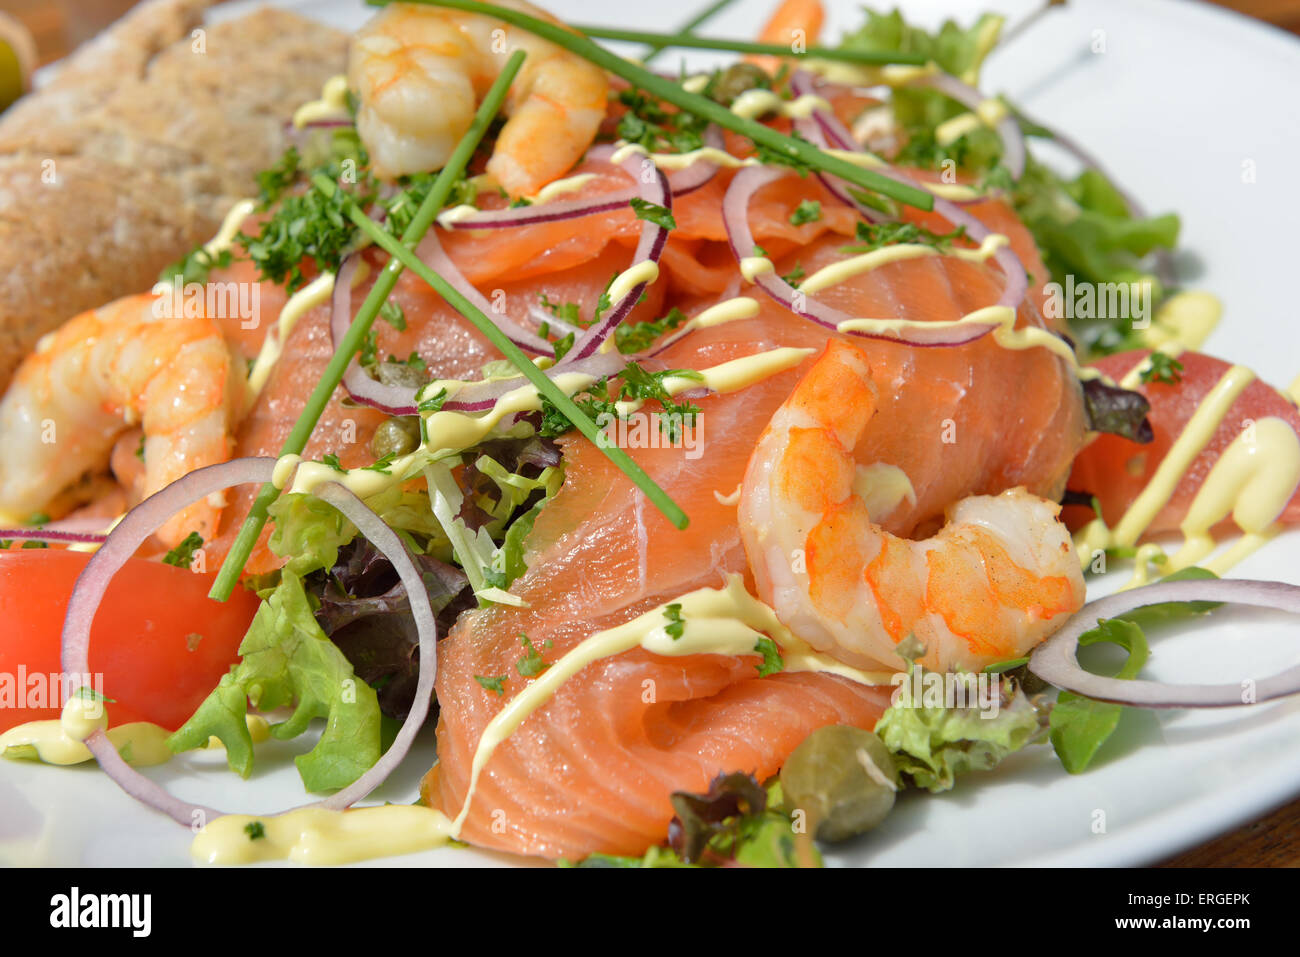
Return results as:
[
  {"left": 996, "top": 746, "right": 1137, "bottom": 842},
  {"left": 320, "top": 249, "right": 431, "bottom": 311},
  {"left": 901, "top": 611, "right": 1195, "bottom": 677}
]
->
[
  {"left": 739, "top": 339, "right": 1085, "bottom": 673},
  {"left": 348, "top": 0, "right": 608, "bottom": 195},
  {"left": 0, "top": 293, "right": 243, "bottom": 547}
]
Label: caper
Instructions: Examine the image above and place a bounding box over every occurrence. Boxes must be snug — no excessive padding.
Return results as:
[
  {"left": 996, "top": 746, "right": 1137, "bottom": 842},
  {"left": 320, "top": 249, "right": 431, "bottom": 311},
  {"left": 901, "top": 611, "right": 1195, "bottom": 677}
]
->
[
  {"left": 370, "top": 416, "right": 421, "bottom": 459},
  {"left": 710, "top": 63, "right": 772, "bottom": 106},
  {"left": 374, "top": 360, "right": 430, "bottom": 389},
  {"left": 780, "top": 725, "right": 898, "bottom": 842}
]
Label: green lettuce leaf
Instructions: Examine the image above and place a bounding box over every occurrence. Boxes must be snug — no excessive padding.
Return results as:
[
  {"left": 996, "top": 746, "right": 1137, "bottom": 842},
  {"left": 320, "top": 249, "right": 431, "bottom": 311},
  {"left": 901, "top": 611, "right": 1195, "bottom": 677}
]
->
[
  {"left": 268, "top": 493, "right": 357, "bottom": 578},
  {"left": 1049, "top": 566, "right": 1219, "bottom": 773},
  {"left": 875, "top": 660, "right": 1043, "bottom": 792},
  {"left": 167, "top": 569, "right": 381, "bottom": 793}
]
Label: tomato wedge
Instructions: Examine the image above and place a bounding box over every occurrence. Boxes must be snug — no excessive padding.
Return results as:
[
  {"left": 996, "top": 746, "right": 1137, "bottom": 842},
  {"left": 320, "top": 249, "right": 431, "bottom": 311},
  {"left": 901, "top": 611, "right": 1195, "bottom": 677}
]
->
[{"left": 0, "top": 551, "right": 259, "bottom": 732}]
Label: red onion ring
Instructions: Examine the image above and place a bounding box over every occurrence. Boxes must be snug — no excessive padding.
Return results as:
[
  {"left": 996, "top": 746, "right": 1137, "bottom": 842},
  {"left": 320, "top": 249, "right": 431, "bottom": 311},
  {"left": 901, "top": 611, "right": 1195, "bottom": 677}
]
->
[
  {"left": 920, "top": 73, "right": 1025, "bottom": 182},
  {"left": 441, "top": 350, "right": 630, "bottom": 414},
  {"left": 59, "top": 456, "right": 438, "bottom": 825},
  {"left": 0, "top": 528, "right": 109, "bottom": 547},
  {"left": 1029, "top": 579, "right": 1300, "bottom": 708},
  {"left": 722, "top": 165, "right": 999, "bottom": 346},
  {"left": 562, "top": 152, "right": 672, "bottom": 363},
  {"left": 788, "top": 72, "right": 888, "bottom": 224},
  {"left": 442, "top": 127, "right": 722, "bottom": 231}
]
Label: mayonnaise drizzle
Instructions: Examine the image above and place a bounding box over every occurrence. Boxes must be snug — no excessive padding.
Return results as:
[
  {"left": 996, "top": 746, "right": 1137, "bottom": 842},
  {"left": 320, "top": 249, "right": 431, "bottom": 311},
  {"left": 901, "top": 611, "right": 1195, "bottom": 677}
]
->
[
  {"left": 2, "top": 714, "right": 270, "bottom": 767},
  {"left": 280, "top": 347, "right": 813, "bottom": 498},
  {"left": 292, "top": 74, "right": 350, "bottom": 129},
  {"left": 450, "top": 574, "right": 893, "bottom": 834},
  {"left": 729, "top": 90, "right": 832, "bottom": 121},
  {"left": 800, "top": 233, "right": 1008, "bottom": 296}
]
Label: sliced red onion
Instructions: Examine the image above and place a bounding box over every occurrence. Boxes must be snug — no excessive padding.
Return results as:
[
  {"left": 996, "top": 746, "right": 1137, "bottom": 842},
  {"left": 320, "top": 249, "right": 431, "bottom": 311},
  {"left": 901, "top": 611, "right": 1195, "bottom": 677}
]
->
[
  {"left": 788, "top": 72, "right": 887, "bottom": 224},
  {"left": 59, "top": 456, "right": 438, "bottom": 825},
  {"left": 722, "top": 165, "right": 999, "bottom": 346},
  {"left": 0, "top": 528, "right": 108, "bottom": 547},
  {"left": 921, "top": 73, "right": 1025, "bottom": 182},
  {"left": 1029, "top": 579, "right": 1300, "bottom": 708},
  {"left": 442, "top": 127, "right": 722, "bottom": 231},
  {"left": 562, "top": 151, "right": 672, "bottom": 363}
]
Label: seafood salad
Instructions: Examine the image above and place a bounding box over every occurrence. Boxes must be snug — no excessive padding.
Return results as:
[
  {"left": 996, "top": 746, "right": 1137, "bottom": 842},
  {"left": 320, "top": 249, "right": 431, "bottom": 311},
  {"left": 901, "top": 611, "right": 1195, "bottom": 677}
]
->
[{"left": 4, "top": 0, "right": 1300, "bottom": 868}]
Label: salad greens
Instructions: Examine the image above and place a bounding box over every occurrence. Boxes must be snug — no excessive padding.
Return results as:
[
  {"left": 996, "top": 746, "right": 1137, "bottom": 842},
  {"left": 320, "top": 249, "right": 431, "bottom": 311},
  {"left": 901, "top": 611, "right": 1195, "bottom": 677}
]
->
[
  {"left": 875, "top": 652, "right": 1043, "bottom": 793},
  {"left": 842, "top": 7, "right": 1184, "bottom": 356}
]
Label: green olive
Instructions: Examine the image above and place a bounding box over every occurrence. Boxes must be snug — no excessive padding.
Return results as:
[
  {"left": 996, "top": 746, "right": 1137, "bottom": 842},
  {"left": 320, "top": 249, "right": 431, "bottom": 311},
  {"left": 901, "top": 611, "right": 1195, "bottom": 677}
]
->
[
  {"left": 780, "top": 725, "right": 898, "bottom": 842},
  {"left": 370, "top": 416, "right": 421, "bottom": 459},
  {"left": 710, "top": 63, "right": 772, "bottom": 106}
]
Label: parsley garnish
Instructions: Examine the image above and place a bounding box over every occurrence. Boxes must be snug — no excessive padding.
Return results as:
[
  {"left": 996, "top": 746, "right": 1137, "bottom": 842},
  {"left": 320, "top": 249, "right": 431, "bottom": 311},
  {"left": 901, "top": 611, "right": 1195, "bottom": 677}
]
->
[
  {"left": 516, "top": 633, "right": 549, "bottom": 677},
  {"left": 1140, "top": 352, "right": 1184, "bottom": 385},
  {"left": 753, "top": 637, "right": 784, "bottom": 677},
  {"left": 379, "top": 298, "right": 407, "bottom": 331},
  {"left": 843, "top": 220, "right": 967, "bottom": 255},
  {"left": 475, "top": 674, "right": 507, "bottom": 696},
  {"left": 135, "top": 434, "right": 146, "bottom": 461},
  {"left": 256, "top": 145, "right": 302, "bottom": 209},
  {"left": 664, "top": 603, "right": 685, "bottom": 640},
  {"left": 788, "top": 199, "right": 822, "bottom": 226},
  {"left": 629, "top": 197, "right": 677, "bottom": 231},
  {"left": 244, "top": 821, "right": 266, "bottom": 841},
  {"left": 362, "top": 452, "right": 398, "bottom": 475},
  {"left": 615, "top": 307, "right": 688, "bottom": 354},
  {"left": 162, "top": 531, "right": 204, "bottom": 569},
  {"left": 158, "top": 246, "right": 232, "bottom": 286},
  {"left": 319, "top": 453, "right": 346, "bottom": 473},
  {"left": 781, "top": 263, "right": 805, "bottom": 287}
]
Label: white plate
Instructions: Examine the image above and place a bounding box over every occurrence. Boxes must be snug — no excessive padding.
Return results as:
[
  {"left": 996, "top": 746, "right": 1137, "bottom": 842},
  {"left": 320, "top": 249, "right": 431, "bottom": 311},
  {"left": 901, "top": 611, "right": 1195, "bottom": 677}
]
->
[{"left": 4, "top": 0, "right": 1300, "bottom": 868}]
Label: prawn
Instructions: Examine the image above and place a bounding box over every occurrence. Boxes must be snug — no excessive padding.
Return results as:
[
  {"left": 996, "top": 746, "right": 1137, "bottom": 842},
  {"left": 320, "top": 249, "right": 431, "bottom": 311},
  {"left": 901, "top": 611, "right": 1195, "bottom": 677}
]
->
[
  {"left": 739, "top": 339, "right": 1085, "bottom": 673},
  {"left": 348, "top": 0, "right": 608, "bottom": 195},
  {"left": 0, "top": 293, "right": 243, "bottom": 548}
]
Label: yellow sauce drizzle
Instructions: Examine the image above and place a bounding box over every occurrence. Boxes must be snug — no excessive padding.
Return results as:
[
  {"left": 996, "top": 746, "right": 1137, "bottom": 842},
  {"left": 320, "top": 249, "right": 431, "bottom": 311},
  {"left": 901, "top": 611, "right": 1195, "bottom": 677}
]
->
[
  {"left": 800, "top": 233, "right": 1007, "bottom": 296},
  {"left": 2, "top": 714, "right": 270, "bottom": 767},
  {"left": 934, "top": 98, "right": 1008, "bottom": 148},
  {"left": 729, "top": 90, "right": 831, "bottom": 121},
  {"left": 292, "top": 74, "right": 350, "bottom": 129}
]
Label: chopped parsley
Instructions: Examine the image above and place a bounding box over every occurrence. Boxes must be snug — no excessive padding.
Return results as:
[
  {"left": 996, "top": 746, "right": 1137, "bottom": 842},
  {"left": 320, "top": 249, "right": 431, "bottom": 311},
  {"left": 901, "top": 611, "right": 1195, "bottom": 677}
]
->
[
  {"left": 629, "top": 197, "right": 676, "bottom": 231},
  {"left": 255, "top": 145, "right": 302, "bottom": 209},
  {"left": 516, "top": 633, "right": 549, "bottom": 677},
  {"left": 1140, "top": 352, "right": 1184, "bottom": 385},
  {"left": 474, "top": 674, "right": 507, "bottom": 696},
  {"left": 162, "top": 531, "right": 204, "bottom": 569},
  {"left": 616, "top": 88, "right": 710, "bottom": 155},
  {"left": 615, "top": 307, "right": 688, "bottom": 354},
  {"left": 379, "top": 298, "right": 407, "bottom": 331},
  {"left": 843, "top": 220, "right": 967, "bottom": 255},
  {"left": 135, "top": 434, "right": 146, "bottom": 461},
  {"left": 780, "top": 263, "right": 806, "bottom": 287},
  {"left": 753, "top": 637, "right": 784, "bottom": 677},
  {"left": 663, "top": 603, "right": 685, "bottom": 641},
  {"left": 244, "top": 821, "right": 266, "bottom": 841},
  {"left": 788, "top": 199, "right": 823, "bottom": 226},
  {"left": 158, "top": 246, "right": 233, "bottom": 286},
  {"left": 319, "top": 453, "right": 346, "bottom": 473}
]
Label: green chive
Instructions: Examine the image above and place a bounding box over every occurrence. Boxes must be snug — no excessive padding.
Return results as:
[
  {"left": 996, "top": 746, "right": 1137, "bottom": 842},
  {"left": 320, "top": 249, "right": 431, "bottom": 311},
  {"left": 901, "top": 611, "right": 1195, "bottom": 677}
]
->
[
  {"left": 640, "top": 0, "right": 739, "bottom": 65},
  {"left": 208, "top": 50, "right": 529, "bottom": 602},
  {"left": 370, "top": 0, "right": 933, "bottom": 211},
  {"left": 318, "top": 174, "right": 690, "bottom": 531},
  {"left": 570, "top": 24, "right": 929, "bottom": 67}
]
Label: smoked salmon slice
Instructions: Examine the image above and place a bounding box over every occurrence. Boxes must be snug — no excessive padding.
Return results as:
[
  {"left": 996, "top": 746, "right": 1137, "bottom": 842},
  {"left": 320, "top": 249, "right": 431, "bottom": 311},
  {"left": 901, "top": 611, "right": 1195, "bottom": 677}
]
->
[{"left": 424, "top": 191, "right": 1086, "bottom": 859}]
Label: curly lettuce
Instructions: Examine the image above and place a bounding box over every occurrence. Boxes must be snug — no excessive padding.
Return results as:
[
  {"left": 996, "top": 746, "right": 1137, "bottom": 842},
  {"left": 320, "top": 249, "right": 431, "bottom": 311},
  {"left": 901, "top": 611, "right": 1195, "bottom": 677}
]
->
[{"left": 875, "top": 658, "right": 1043, "bottom": 792}]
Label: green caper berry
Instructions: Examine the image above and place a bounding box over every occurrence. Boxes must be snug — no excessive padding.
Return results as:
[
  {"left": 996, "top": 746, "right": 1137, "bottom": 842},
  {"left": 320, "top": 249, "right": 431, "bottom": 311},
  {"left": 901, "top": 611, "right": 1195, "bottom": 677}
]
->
[
  {"left": 370, "top": 416, "right": 421, "bottom": 459},
  {"left": 780, "top": 725, "right": 898, "bottom": 843},
  {"left": 710, "top": 63, "right": 772, "bottom": 106}
]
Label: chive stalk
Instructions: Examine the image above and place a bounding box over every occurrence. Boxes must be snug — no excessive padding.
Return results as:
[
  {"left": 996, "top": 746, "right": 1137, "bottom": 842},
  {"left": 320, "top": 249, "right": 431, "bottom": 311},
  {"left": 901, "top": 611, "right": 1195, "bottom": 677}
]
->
[
  {"left": 316, "top": 172, "right": 691, "bottom": 531},
  {"left": 208, "top": 50, "right": 528, "bottom": 601},
  {"left": 571, "top": 24, "right": 929, "bottom": 67},
  {"left": 370, "top": 0, "right": 933, "bottom": 211},
  {"left": 640, "top": 0, "right": 739, "bottom": 65}
]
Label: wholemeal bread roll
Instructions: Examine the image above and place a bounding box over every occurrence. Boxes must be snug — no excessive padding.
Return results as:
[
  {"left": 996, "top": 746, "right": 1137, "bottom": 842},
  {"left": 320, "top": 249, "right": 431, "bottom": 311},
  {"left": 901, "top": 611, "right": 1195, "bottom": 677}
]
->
[{"left": 0, "top": 0, "right": 347, "bottom": 391}]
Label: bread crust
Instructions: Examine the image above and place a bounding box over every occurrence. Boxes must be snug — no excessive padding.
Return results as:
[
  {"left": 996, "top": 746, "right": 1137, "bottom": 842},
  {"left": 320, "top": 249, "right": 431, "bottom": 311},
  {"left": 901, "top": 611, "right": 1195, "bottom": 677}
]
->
[{"left": 0, "top": 0, "right": 347, "bottom": 390}]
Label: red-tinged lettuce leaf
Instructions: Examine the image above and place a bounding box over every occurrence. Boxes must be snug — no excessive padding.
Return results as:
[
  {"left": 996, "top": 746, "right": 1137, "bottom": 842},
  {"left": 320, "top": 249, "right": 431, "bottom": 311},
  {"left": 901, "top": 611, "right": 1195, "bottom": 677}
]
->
[
  {"left": 311, "top": 538, "right": 471, "bottom": 720},
  {"left": 1081, "top": 377, "right": 1154, "bottom": 443}
]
